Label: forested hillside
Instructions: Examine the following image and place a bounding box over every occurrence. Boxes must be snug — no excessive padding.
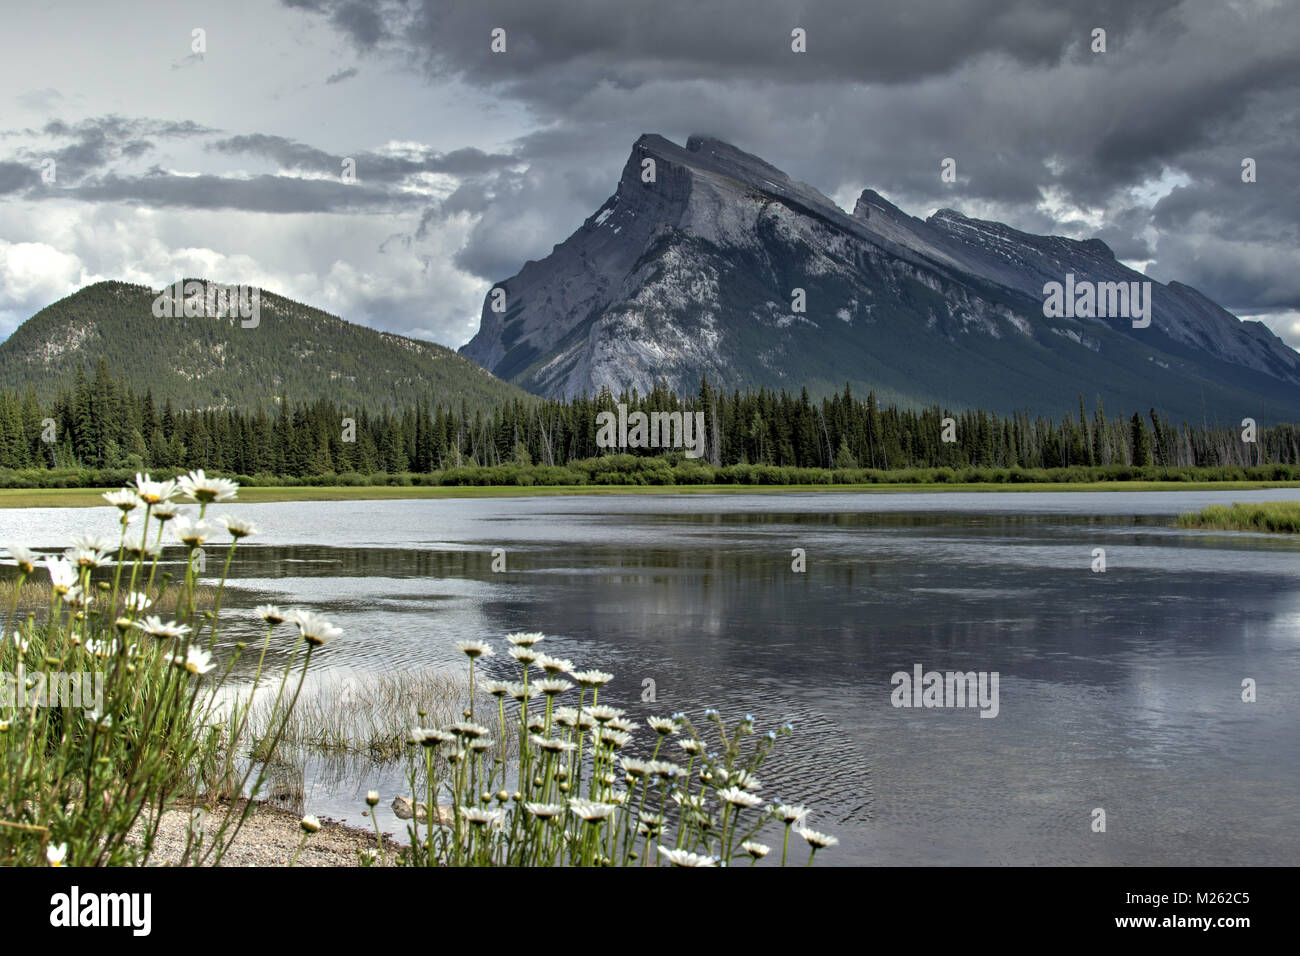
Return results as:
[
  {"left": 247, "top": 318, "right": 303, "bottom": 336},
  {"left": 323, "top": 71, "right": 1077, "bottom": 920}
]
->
[
  {"left": 0, "top": 280, "right": 529, "bottom": 413},
  {"left": 1, "top": 370, "right": 1293, "bottom": 479}
]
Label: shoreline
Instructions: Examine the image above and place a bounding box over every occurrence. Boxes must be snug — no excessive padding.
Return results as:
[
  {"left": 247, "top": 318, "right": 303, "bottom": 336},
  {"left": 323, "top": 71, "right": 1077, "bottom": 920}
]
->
[
  {"left": 130, "top": 799, "right": 394, "bottom": 867},
  {"left": 3, "top": 479, "right": 1300, "bottom": 508}
]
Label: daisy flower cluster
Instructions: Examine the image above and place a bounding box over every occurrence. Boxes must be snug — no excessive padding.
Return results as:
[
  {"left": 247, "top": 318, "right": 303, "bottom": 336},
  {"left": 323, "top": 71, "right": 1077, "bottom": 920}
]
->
[
  {"left": 1, "top": 470, "right": 330, "bottom": 869},
  {"left": 390, "top": 632, "right": 836, "bottom": 867}
]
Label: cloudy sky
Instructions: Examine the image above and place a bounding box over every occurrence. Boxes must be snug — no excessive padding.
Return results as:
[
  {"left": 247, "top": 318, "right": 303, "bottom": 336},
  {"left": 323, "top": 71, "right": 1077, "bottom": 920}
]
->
[{"left": 1, "top": 0, "right": 1298, "bottom": 349}]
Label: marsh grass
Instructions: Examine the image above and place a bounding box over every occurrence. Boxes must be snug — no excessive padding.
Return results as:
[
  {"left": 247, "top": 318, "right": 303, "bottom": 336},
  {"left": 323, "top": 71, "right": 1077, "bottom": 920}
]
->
[
  {"left": 1175, "top": 500, "right": 1300, "bottom": 533},
  {"left": 0, "top": 577, "right": 215, "bottom": 615},
  {"left": 245, "top": 668, "right": 516, "bottom": 769}
]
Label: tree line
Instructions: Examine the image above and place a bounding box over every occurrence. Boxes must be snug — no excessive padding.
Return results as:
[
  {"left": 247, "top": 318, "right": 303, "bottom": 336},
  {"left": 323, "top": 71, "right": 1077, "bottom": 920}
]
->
[{"left": 1, "top": 359, "right": 1297, "bottom": 479}]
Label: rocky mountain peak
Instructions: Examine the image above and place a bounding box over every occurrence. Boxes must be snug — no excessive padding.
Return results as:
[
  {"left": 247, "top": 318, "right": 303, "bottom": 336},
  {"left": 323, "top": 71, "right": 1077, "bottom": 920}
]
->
[{"left": 461, "top": 134, "right": 1300, "bottom": 422}]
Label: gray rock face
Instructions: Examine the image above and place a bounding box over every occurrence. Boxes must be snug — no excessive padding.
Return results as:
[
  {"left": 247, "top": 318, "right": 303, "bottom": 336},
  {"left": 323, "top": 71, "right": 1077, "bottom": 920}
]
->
[{"left": 461, "top": 134, "right": 1300, "bottom": 422}]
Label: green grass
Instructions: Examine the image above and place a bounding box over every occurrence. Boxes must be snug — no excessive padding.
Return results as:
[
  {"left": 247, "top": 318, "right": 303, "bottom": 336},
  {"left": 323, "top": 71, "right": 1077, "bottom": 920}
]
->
[
  {"left": 1175, "top": 501, "right": 1300, "bottom": 533},
  {"left": 3, "top": 479, "right": 1299, "bottom": 508}
]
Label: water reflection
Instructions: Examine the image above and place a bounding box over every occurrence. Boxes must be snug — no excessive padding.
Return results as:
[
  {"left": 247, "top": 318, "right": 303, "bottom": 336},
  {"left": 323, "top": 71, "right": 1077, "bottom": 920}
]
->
[{"left": 4, "top": 492, "right": 1299, "bottom": 864}]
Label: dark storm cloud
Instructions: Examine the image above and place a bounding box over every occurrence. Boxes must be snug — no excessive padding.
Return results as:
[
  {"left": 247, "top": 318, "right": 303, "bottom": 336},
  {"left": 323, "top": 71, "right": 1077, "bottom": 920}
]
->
[
  {"left": 209, "top": 134, "right": 338, "bottom": 171},
  {"left": 210, "top": 133, "right": 517, "bottom": 182},
  {"left": 0, "top": 113, "right": 517, "bottom": 222},
  {"left": 0, "top": 161, "right": 39, "bottom": 195},
  {"left": 14, "top": 116, "right": 215, "bottom": 181},
  {"left": 306, "top": 0, "right": 1180, "bottom": 91},
  {"left": 330, "top": 1, "right": 387, "bottom": 49},
  {"left": 64, "top": 172, "right": 397, "bottom": 213},
  {"left": 287, "top": 0, "right": 1299, "bottom": 318}
]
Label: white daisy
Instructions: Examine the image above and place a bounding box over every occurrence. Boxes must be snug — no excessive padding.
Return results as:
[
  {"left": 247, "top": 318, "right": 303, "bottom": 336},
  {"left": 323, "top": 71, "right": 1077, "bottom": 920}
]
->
[
  {"left": 797, "top": 827, "right": 838, "bottom": 849},
  {"left": 171, "top": 516, "right": 219, "bottom": 547},
  {"left": 455, "top": 639, "right": 495, "bottom": 659},
  {"left": 178, "top": 469, "right": 239, "bottom": 504},
  {"left": 657, "top": 847, "right": 716, "bottom": 867},
  {"left": 568, "top": 799, "right": 618, "bottom": 822},
  {"left": 63, "top": 546, "right": 110, "bottom": 570},
  {"left": 448, "top": 721, "right": 491, "bottom": 739},
  {"left": 123, "top": 591, "right": 152, "bottom": 612},
  {"left": 255, "top": 604, "right": 285, "bottom": 624},
  {"left": 219, "top": 515, "right": 258, "bottom": 539},
  {"left": 173, "top": 646, "right": 216, "bottom": 675},
  {"left": 45, "top": 556, "right": 77, "bottom": 594},
  {"left": 70, "top": 533, "right": 117, "bottom": 554},
  {"left": 102, "top": 489, "right": 140, "bottom": 513},
  {"left": 46, "top": 843, "right": 67, "bottom": 866},
  {"left": 289, "top": 610, "right": 341, "bottom": 647},
  {"left": 533, "top": 653, "right": 575, "bottom": 675},
  {"left": 529, "top": 734, "right": 576, "bottom": 753},
  {"left": 620, "top": 757, "right": 654, "bottom": 779},
  {"left": 648, "top": 760, "right": 686, "bottom": 780},
  {"left": 508, "top": 645, "right": 539, "bottom": 665},
  {"left": 133, "top": 615, "right": 191, "bottom": 640},
  {"left": 569, "top": 669, "right": 613, "bottom": 688},
  {"left": 85, "top": 638, "right": 118, "bottom": 658},
  {"left": 505, "top": 631, "right": 545, "bottom": 646},
  {"left": 774, "top": 804, "right": 809, "bottom": 825},
  {"left": 134, "top": 473, "right": 179, "bottom": 505},
  {"left": 534, "top": 678, "right": 573, "bottom": 696},
  {"left": 151, "top": 502, "right": 181, "bottom": 523},
  {"left": 717, "top": 786, "right": 764, "bottom": 809},
  {"left": 300, "top": 815, "right": 321, "bottom": 833},
  {"left": 121, "top": 536, "right": 162, "bottom": 560},
  {"left": 741, "top": 840, "right": 771, "bottom": 858},
  {"left": 593, "top": 728, "right": 631, "bottom": 749},
  {"left": 458, "top": 807, "right": 504, "bottom": 828},
  {"left": 673, "top": 792, "right": 707, "bottom": 811},
  {"left": 585, "top": 704, "right": 625, "bottom": 724},
  {"left": 5, "top": 545, "right": 39, "bottom": 574},
  {"left": 409, "top": 727, "right": 451, "bottom": 748},
  {"left": 504, "top": 681, "right": 534, "bottom": 701}
]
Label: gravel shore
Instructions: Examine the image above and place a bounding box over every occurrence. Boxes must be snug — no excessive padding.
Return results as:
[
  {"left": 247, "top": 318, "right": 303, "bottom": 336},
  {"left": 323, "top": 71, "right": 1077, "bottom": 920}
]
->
[{"left": 130, "top": 800, "right": 397, "bottom": 867}]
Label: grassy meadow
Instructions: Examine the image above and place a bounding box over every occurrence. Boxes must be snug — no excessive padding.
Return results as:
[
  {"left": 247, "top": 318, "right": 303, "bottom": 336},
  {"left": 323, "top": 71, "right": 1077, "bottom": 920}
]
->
[{"left": 3, "top": 478, "right": 1300, "bottom": 509}]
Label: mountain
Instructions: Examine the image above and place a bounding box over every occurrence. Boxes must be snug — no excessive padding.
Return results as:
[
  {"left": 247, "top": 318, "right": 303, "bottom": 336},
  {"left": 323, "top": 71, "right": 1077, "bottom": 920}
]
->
[
  {"left": 0, "top": 280, "right": 530, "bottom": 413},
  {"left": 461, "top": 134, "right": 1300, "bottom": 423}
]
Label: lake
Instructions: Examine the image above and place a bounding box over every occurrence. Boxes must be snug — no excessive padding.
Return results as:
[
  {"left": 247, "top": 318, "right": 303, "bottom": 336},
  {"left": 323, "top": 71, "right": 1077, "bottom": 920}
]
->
[{"left": 6, "top": 488, "right": 1300, "bottom": 865}]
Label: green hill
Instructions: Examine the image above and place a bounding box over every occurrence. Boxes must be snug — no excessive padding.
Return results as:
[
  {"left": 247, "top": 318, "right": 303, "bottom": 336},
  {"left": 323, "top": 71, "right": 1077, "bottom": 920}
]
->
[{"left": 0, "top": 280, "right": 529, "bottom": 413}]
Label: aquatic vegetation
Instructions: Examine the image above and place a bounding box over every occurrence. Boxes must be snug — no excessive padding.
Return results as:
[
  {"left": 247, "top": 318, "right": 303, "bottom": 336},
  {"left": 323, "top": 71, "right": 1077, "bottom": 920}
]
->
[
  {"left": 1175, "top": 501, "right": 1300, "bottom": 533},
  {"left": 0, "top": 472, "right": 327, "bottom": 866},
  {"left": 245, "top": 667, "right": 513, "bottom": 766}
]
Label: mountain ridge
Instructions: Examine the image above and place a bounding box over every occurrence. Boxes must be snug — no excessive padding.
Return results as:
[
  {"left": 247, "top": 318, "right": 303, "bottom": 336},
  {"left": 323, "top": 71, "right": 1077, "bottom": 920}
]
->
[{"left": 460, "top": 133, "right": 1300, "bottom": 423}]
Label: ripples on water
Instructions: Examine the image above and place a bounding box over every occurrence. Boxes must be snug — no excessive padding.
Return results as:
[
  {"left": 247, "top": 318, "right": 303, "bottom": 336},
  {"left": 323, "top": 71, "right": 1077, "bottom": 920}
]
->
[{"left": 5, "top": 489, "right": 1299, "bottom": 864}]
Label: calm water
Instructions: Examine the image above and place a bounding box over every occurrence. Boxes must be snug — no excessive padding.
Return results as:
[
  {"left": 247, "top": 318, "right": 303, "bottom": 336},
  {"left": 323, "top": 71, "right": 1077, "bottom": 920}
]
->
[{"left": 6, "top": 489, "right": 1300, "bottom": 865}]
